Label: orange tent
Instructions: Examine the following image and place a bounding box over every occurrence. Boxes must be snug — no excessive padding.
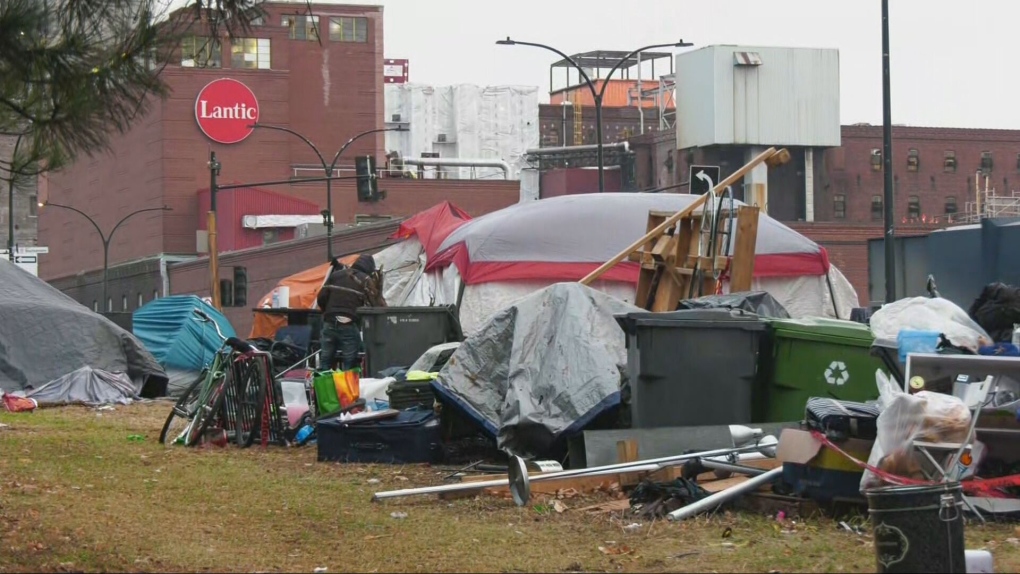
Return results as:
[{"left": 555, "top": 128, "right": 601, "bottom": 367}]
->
[{"left": 249, "top": 253, "right": 360, "bottom": 339}]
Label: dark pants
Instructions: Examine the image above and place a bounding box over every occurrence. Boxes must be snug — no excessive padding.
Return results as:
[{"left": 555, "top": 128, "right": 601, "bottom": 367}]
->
[{"left": 320, "top": 323, "right": 362, "bottom": 371}]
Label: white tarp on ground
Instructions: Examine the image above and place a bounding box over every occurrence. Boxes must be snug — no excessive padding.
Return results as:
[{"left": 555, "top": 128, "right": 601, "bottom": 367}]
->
[{"left": 432, "top": 282, "right": 641, "bottom": 458}]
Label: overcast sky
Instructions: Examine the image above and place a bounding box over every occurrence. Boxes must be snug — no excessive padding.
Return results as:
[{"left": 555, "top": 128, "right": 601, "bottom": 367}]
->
[{"left": 173, "top": 0, "right": 1018, "bottom": 129}]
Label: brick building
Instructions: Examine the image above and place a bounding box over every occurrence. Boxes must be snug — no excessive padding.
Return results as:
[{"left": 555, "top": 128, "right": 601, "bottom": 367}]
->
[{"left": 39, "top": 2, "right": 520, "bottom": 312}]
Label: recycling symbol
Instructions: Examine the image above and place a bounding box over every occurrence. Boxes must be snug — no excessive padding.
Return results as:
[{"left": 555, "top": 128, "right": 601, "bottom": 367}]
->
[{"left": 824, "top": 361, "right": 849, "bottom": 386}]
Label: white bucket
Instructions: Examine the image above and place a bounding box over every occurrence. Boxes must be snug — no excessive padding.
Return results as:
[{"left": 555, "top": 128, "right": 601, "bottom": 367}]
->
[{"left": 275, "top": 286, "right": 291, "bottom": 308}]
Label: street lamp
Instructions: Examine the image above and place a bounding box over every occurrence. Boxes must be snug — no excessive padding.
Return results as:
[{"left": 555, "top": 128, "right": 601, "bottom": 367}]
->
[
  {"left": 497, "top": 38, "right": 693, "bottom": 192},
  {"left": 40, "top": 202, "right": 172, "bottom": 312},
  {"left": 250, "top": 124, "right": 406, "bottom": 262},
  {"left": 881, "top": 0, "right": 896, "bottom": 305}
]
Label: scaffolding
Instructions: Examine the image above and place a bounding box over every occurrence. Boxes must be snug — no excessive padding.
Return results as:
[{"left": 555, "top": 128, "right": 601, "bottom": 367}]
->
[
  {"left": 961, "top": 171, "right": 1020, "bottom": 223},
  {"left": 638, "top": 73, "right": 676, "bottom": 131}
]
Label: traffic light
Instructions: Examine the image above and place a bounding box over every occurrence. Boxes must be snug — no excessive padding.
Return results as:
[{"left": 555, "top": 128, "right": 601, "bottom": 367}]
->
[
  {"left": 220, "top": 279, "right": 234, "bottom": 307},
  {"left": 355, "top": 155, "right": 378, "bottom": 202},
  {"left": 233, "top": 266, "right": 248, "bottom": 307}
]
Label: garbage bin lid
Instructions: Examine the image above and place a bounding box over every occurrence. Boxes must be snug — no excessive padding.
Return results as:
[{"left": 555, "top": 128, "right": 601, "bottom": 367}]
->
[
  {"left": 765, "top": 317, "right": 875, "bottom": 343},
  {"left": 616, "top": 308, "right": 764, "bottom": 333}
]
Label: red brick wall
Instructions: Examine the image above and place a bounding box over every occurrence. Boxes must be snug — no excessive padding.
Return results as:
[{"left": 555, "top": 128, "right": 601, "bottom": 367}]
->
[
  {"left": 789, "top": 222, "right": 935, "bottom": 306},
  {"left": 817, "top": 125, "right": 1020, "bottom": 223}
]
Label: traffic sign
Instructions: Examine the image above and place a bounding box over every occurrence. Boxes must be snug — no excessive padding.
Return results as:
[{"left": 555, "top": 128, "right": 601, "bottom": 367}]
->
[{"left": 689, "top": 165, "right": 721, "bottom": 196}]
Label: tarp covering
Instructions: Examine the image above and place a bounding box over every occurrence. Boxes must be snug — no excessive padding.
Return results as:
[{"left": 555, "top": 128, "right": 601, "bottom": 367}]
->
[
  {"left": 249, "top": 254, "right": 360, "bottom": 339},
  {"left": 0, "top": 259, "right": 166, "bottom": 395},
  {"left": 678, "top": 291, "right": 791, "bottom": 318},
  {"left": 390, "top": 201, "right": 471, "bottom": 260},
  {"left": 24, "top": 366, "right": 138, "bottom": 406},
  {"left": 432, "top": 282, "right": 641, "bottom": 458},
  {"left": 430, "top": 193, "right": 831, "bottom": 284},
  {"left": 133, "top": 295, "right": 236, "bottom": 372}
]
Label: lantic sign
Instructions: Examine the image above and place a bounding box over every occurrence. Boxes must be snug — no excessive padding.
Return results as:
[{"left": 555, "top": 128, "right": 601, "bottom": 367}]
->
[{"left": 194, "top": 78, "right": 260, "bottom": 145}]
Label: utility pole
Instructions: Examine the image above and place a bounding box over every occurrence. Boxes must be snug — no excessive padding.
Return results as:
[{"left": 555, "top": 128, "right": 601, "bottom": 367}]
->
[
  {"left": 208, "top": 151, "right": 222, "bottom": 310},
  {"left": 881, "top": 0, "right": 896, "bottom": 305}
]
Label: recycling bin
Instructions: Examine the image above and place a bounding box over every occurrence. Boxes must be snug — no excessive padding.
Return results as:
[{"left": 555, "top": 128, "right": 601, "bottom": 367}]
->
[
  {"left": 616, "top": 309, "right": 766, "bottom": 429},
  {"left": 759, "top": 318, "right": 895, "bottom": 422}
]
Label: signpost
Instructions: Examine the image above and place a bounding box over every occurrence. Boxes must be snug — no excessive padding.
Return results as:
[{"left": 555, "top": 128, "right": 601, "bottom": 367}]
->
[
  {"left": 689, "top": 165, "right": 721, "bottom": 196},
  {"left": 0, "top": 246, "right": 48, "bottom": 276},
  {"left": 194, "top": 78, "right": 260, "bottom": 145}
]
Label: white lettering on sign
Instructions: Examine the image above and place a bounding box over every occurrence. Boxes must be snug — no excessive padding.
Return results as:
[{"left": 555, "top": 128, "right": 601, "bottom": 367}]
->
[{"left": 198, "top": 100, "right": 258, "bottom": 120}]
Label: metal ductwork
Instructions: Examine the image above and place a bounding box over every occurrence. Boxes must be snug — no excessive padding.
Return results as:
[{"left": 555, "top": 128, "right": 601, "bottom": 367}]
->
[
  {"left": 525, "top": 142, "right": 631, "bottom": 156},
  {"left": 403, "top": 157, "right": 511, "bottom": 179}
]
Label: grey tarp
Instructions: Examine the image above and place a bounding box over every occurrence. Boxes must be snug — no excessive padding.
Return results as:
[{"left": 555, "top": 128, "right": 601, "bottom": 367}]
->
[
  {"left": 0, "top": 259, "right": 167, "bottom": 396},
  {"left": 431, "top": 282, "right": 641, "bottom": 458},
  {"left": 24, "top": 366, "right": 138, "bottom": 406}
]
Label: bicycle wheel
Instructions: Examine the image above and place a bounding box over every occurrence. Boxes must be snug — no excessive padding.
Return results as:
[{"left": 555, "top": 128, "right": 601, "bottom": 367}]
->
[
  {"left": 158, "top": 370, "right": 206, "bottom": 446},
  {"left": 235, "top": 358, "right": 267, "bottom": 448},
  {"left": 184, "top": 368, "right": 228, "bottom": 447}
]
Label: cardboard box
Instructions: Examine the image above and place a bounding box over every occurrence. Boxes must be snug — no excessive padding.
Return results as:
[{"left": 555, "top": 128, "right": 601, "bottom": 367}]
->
[{"left": 776, "top": 428, "right": 874, "bottom": 502}]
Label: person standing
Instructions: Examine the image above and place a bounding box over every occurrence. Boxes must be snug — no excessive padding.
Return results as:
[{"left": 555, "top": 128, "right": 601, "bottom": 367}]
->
[{"left": 315, "top": 255, "right": 386, "bottom": 371}]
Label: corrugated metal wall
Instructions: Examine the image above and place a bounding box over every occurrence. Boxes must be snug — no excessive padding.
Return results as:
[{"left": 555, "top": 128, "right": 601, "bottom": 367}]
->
[
  {"left": 549, "top": 80, "right": 671, "bottom": 109},
  {"left": 197, "top": 187, "right": 322, "bottom": 252},
  {"left": 676, "top": 45, "right": 841, "bottom": 149}
]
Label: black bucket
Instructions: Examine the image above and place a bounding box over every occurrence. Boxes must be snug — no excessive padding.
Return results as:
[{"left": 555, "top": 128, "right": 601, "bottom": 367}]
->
[{"left": 865, "top": 482, "right": 966, "bottom": 573}]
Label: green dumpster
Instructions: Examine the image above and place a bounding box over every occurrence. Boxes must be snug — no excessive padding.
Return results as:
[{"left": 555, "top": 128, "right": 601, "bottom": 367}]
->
[{"left": 757, "top": 318, "right": 894, "bottom": 422}]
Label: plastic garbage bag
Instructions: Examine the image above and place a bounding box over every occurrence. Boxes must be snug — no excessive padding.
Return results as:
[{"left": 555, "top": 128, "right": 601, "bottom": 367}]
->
[
  {"left": 969, "top": 282, "right": 1020, "bottom": 343},
  {"left": 870, "top": 297, "right": 992, "bottom": 353},
  {"left": 861, "top": 369, "right": 972, "bottom": 490}
]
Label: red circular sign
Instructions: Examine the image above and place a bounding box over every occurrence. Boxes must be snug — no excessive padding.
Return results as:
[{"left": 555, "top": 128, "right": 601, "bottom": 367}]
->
[{"left": 194, "top": 78, "right": 260, "bottom": 144}]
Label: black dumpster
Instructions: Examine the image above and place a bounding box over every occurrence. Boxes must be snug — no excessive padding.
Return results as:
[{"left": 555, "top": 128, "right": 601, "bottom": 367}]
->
[
  {"left": 358, "top": 306, "right": 463, "bottom": 378},
  {"left": 616, "top": 309, "right": 765, "bottom": 429}
]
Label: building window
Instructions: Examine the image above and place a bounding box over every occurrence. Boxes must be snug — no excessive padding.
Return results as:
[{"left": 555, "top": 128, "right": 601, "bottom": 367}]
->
[
  {"left": 106, "top": 297, "right": 113, "bottom": 312},
  {"left": 833, "top": 194, "right": 846, "bottom": 219},
  {"left": 250, "top": 15, "right": 265, "bottom": 26},
  {"left": 122, "top": 295, "right": 128, "bottom": 311},
  {"left": 944, "top": 150, "right": 957, "bottom": 173},
  {"left": 871, "top": 195, "right": 883, "bottom": 221},
  {"left": 870, "top": 149, "right": 882, "bottom": 171},
  {"left": 907, "top": 148, "right": 919, "bottom": 172},
  {"left": 283, "top": 15, "right": 319, "bottom": 41},
  {"left": 92, "top": 300, "right": 98, "bottom": 312},
  {"left": 945, "top": 196, "right": 958, "bottom": 215},
  {"left": 137, "top": 293, "right": 144, "bottom": 308},
  {"left": 28, "top": 195, "right": 37, "bottom": 217},
  {"left": 153, "top": 290, "right": 159, "bottom": 301},
  {"left": 981, "top": 151, "right": 994, "bottom": 172},
  {"left": 908, "top": 195, "right": 921, "bottom": 220},
  {"left": 231, "top": 38, "right": 271, "bottom": 70},
  {"left": 180, "top": 36, "right": 221, "bottom": 68},
  {"left": 328, "top": 16, "right": 368, "bottom": 42}
]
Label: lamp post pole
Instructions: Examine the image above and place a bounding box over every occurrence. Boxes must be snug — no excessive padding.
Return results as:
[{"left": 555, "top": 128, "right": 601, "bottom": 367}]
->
[
  {"left": 250, "top": 124, "right": 405, "bottom": 262},
  {"left": 496, "top": 38, "right": 693, "bottom": 193},
  {"left": 881, "top": 0, "right": 896, "bottom": 305},
  {"left": 41, "top": 202, "right": 172, "bottom": 311}
]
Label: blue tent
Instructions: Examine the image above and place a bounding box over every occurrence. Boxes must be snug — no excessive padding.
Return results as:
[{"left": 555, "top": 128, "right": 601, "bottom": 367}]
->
[{"left": 133, "top": 295, "right": 235, "bottom": 392}]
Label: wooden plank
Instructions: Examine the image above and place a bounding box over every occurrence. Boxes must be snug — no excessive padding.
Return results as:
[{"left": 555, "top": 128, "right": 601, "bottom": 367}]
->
[
  {"left": 478, "top": 475, "right": 621, "bottom": 497},
  {"left": 578, "top": 147, "right": 779, "bottom": 286},
  {"left": 728, "top": 206, "right": 761, "bottom": 293},
  {"left": 617, "top": 440, "right": 641, "bottom": 486},
  {"left": 650, "top": 217, "right": 696, "bottom": 311},
  {"left": 701, "top": 475, "right": 750, "bottom": 493}
]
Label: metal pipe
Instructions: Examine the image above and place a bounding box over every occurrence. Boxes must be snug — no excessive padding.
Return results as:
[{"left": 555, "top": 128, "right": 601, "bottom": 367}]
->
[
  {"left": 698, "top": 459, "right": 767, "bottom": 477},
  {"left": 666, "top": 466, "right": 783, "bottom": 522},
  {"left": 525, "top": 142, "right": 630, "bottom": 156},
  {"left": 371, "top": 442, "right": 769, "bottom": 501},
  {"left": 403, "top": 158, "right": 511, "bottom": 179}
]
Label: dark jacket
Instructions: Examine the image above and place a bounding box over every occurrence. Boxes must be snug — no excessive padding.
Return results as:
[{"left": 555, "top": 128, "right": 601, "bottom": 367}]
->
[{"left": 316, "top": 255, "right": 386, "bottom": 322}]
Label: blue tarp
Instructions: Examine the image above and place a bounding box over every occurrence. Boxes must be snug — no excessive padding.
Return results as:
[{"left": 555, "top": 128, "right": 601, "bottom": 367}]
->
[{"left": 132, "top": 295, "right": 235, "bottom": 374}]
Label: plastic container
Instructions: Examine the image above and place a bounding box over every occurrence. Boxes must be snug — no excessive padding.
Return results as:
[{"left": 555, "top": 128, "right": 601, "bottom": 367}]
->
[
  {"left": 358, "top": 306, "right": 463, "bottom": 378},
  {"left": 759, "top": 318, "right": 894, "bottom": 422},
  {"left": 865, "top": 483, "right": 965, "bottom": 573},
  {"left": 896, "top": 329, "right": 941, "bottom": 363},
  {"left": 616, "top": 309, "right": 765, "bottom": 429}
]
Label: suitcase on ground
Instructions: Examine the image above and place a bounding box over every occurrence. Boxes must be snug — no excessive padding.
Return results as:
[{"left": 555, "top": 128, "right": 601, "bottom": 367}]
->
[
  {"left": 387, "top": 379, "right": 436, "bottom": 411},
  {"left": 316, "top": 408, "right": 443, "bottom": 464},
  {"left": 804, "top": 397, "right": 879, "bottom": 441}
]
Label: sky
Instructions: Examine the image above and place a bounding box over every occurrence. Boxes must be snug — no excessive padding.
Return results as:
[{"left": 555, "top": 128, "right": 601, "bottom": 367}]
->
[{"left": 170, "top": 0, "right": 1020, "bottom": 129}]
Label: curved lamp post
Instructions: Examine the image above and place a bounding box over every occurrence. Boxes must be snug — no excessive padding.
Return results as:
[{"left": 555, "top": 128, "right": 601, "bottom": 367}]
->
[
  {"left": 250, "top": 124, "right": 405, "bottom": 262},
  {"left": 496, "top": 38, "right": 693, "bottom": 192},
  {"left": 40, "top": 202, "right": 172, "bottom": 311}
]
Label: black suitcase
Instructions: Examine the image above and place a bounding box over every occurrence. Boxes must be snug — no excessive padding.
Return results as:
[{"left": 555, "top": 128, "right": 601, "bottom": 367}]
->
[
  {"left": 804, "top": 397, "right": 879, "bottom": 441},
  {"left": 317, "top": 408, "right": 444, "bottom": 464},
  {"left": 387, "top": 379, "right": 436, "bottom": 411}
]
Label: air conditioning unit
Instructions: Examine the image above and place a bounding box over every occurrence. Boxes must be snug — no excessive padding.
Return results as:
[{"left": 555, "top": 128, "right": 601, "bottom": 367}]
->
[
  {"left": 391, "top": 113, "right": 402, "bottom": 123},
  {"left": 437, "top": 134, "right": 448, "bottom": 143}
]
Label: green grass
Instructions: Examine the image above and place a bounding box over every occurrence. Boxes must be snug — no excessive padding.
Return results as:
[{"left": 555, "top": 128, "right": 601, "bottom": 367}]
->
[{"left": 2, "top": 403, "right": 1020, "bottom": 572}]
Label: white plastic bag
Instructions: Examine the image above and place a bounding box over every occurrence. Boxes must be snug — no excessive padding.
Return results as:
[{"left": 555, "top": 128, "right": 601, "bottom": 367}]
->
[
  {"left": 861, "top": 369, "right": 972, "bottom": 490},
  {"left": 870, "top": 297, "right": 992, "bottom": 353}
]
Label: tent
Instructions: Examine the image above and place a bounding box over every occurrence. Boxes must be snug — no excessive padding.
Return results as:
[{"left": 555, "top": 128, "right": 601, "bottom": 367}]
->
[
  {"left": 133, "top": 295, "right": 236, "bottom": 393},
  {"left": 0, "top": 258, "right": 167, "bottom": 396},
  {"left": 22, "top": 367, "right": 138, "bottom": 406},
  {"left": 249, "top": 201, "right": 473, "bottom": 339},
  {"left": 433, "top": 282, "right": 641, "bottom": 458},
  {"left": 423, "top": 193, "right": 859, "bottom": 333}
]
